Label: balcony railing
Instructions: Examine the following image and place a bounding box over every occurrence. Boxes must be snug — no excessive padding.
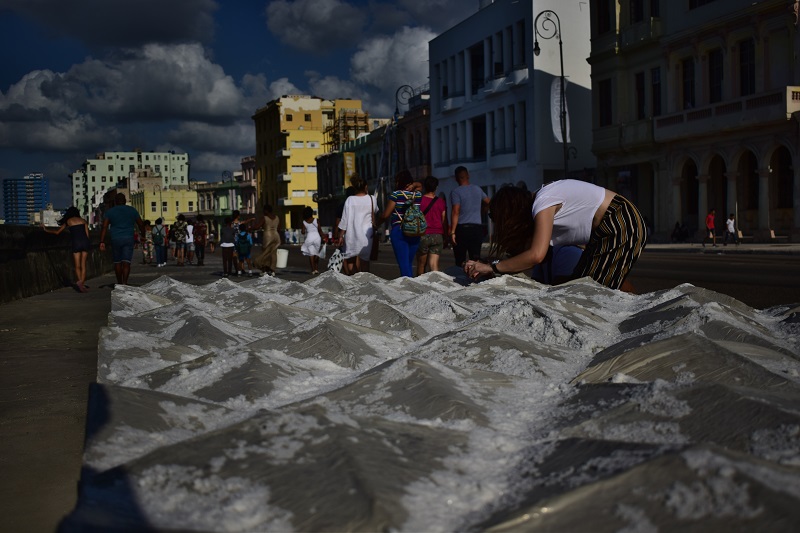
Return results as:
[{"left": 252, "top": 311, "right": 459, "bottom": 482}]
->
[
  {"left": 276, "top": 148, "right": 291, "bottom": 158},
  {"left": 620, "top": 17, "right": 662, "bottom": 49},
  {"left": 654, "top": 86, "right": 800, "bottom": 143},
  {"left": 278, "top": 172, "right": 292, "bottom": 182}
]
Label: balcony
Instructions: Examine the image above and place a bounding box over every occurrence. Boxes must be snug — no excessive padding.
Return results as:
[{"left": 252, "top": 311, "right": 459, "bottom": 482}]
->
[
  {"left": 505, "top": 66, "right": 529, "bottom": 87},
  {"left": 592, "top": 119, "right": 655, "bottom": 154},
  {"left": 276, "top": 148, "right": 291, "bottom": 158},
  {"left": 654, "top": 87, "right": 800, "bottom": 143},
  {"left": 620, "top": 17, "right": 663, "bottom": 49},
  {"left": 483, "top": 75, "right": 508, "bottom": 96},
  {"left": 441, "top": 94, "right": 465, "bottom": 113},
  {"left": 277, "top": 197, "right": 293, "bottom": 206},
  {"left": 277, "top": 172, "right": 292, "bottom": 182},
  {"left": 489, "top": 149, "right": 517, "bottom": 169}
]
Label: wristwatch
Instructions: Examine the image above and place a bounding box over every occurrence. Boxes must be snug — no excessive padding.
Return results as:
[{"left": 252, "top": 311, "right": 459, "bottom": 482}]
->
[{"left": 490, "top": 260, "right": 502, "bottom": 275}]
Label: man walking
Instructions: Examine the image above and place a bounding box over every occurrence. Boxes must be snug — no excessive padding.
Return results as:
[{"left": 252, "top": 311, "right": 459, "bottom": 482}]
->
[
  {"left": 99, "top": 193, "right": 146, "bottom": 285},
  {"left": 449, "top": 166, "right": 490, "bottom": 265},
  {"left": 723, "top": 213, "right": 739, "bottom": 246},
  {"left": 703, "top": 208, "right": 717, "bottom": 247}
]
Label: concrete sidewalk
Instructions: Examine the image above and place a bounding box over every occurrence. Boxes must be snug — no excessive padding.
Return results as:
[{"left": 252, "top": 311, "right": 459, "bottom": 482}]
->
[{"left": 1, "top": 241, "right": 798, "bottom": 532}]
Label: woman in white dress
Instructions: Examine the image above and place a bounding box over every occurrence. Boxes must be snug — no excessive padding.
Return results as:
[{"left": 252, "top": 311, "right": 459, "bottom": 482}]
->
[
  {"left": 337, "top": 175, "right": 378, "bottom": 274},
  {"left": 300, "top": 206, "right": 322, "bottom": 274}
]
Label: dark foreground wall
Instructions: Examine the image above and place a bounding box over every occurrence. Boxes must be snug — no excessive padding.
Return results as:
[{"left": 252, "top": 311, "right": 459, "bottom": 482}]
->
[{"left": 0, "top": 225, "right": 113, "bottom": 304}]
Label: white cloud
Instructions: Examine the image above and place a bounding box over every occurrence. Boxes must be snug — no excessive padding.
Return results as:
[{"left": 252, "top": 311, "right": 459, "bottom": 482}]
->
[
  {"left": 266, "top": 0, "right": 366, "bottom": 53},
  {"left": 267, "top": 77, "right": 302, "bottom": 99},
  {"left": 166, "top": 122, "right": 254, "bottom": 153},
  {"left": 350, "top": 26, "right": 434, "bottom": 92},
  {"left": 306, "top": 72, "right": 367, "bottom": 101}
]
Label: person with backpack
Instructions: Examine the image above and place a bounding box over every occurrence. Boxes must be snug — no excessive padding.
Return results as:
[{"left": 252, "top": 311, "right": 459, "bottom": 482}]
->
[
  {"left": 300, "top": 206, "right": 322, "bottom": 274},
  {"left": 151, "top": 218, "right": 168, "bottom": 267},
  {"left": 377, "top": 169, "right": 423, "bottom": 278},
  {"left": 235, "top": 226, "right": 254, "bottom": 276},
  {"left": 415, "top": 176, "right": 449, "bottom": 276},
  {"left": 172, "top": 214, "right": 189, "bottom": 266}
]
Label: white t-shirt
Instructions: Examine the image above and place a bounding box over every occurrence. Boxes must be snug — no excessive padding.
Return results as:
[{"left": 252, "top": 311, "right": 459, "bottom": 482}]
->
[
  {"left": 726, "top": 218, "right": 735, "bottom": 233},
  {"left": 532, "top": 180, "right": 606, "bottom": 246},
  {"left": 186, "top": 224, "right": 194, "bottom": 244}
]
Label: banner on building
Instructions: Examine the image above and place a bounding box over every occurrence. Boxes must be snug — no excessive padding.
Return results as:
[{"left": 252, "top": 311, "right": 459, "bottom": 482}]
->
[
  {"left": 550, "top": 78, "right": 571, "bottom": 144},
  {"left": 343, "top": 152, "right": 356, "bottom": 180}
]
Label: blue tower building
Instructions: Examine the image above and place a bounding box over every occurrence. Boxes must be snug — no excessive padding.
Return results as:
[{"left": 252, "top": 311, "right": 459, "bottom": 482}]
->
[{"left": 3, "top": 173, "right": 51, "bottom": 225}]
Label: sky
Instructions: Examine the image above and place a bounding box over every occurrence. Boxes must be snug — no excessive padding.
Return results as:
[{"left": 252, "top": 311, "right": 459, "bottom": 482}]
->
[{"left": 0, "top": 0, "right": 476, "bottom": 213}]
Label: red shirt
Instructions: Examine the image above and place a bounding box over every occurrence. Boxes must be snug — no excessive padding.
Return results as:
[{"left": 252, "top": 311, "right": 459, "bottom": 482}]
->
[
  {"left": 420, "top": 196, "right": 446, "bottom": 235},
  {"left": 705, "top": 213, "right": 715, "bottom": 230}
]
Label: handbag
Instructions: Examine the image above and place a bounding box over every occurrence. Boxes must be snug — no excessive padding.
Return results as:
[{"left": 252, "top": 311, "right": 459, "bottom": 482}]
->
[
  {"left": 370, "top": 195, "right": 380, "bottom": 261},
  {"left": 327, "top": 248, "right": 343, "bottom": 272},
  {"left": 318, "top": 243, "right": 327, "bottom": 260}
]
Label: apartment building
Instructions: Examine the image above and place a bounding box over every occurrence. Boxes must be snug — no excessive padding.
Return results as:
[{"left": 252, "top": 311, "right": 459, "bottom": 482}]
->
[
  {"left": 252, "top": 96, "right": 365, "bottom": 229},
  {"left": 590, "top": 0, "right": 800, "bottom": 240},
  {"left": 70, "top": 150, "right": 190, "bottom": 222},
  {"left": 429, "top": 0, "right": 594, "bottom": 201},
  {"left": 3, "top": 173, "right": 50, "bottom": 225}
]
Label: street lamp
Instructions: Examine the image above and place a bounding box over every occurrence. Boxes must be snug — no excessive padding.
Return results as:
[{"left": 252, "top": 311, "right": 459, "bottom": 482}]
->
[
  {"left": 394, "top": 84, "right": 414, "bottom": 120},
  {"left": 534, "top": 9, "right": 568, "bottom": 180}
]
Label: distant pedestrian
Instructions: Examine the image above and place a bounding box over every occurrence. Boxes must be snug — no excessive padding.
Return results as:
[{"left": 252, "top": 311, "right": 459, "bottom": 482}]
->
[
  {"left": 185, "top": 218, "right": 195, "bottom": 265},
  {"left": 41, "top": 206, "right": 91, "bottom": 292},
  {"left": 415, "top": 176, "right": 449, "bottom": 276},
  {"left": 194, "top": 214, "right": 208, "bottom": 266},
  {"left": 172, "top": 214, "right": 188, "bottom": 266},
  {"left": 703, "top": 208, "right": 717, "bottom": 247},
  {"left": 219, "top": 217, "right": 236, "bottom": 277},
  {"left": 300, "top": 206, "right": 322, "bottom": 274},
  {"left": 723, "top": 213, "right": 739, "bottom": 246},
  {"left": 449, "top": 166, "right": 490, "bottom": 266},
  {"left": 235, "top": 226, "right": 254, "bottom": 276},
  {"left": 337, "top": 175, "right": 378, "bottom": 274},
  {"left": 99, "top": 193, "right": 145, "bottom": 286},
  {"left": 254, "top": 204, "right": 280, "bottom": 276},
  {"left": 141, "top": 220, "right": 154, "bottom": 265},
  {"left": 152, "top": 217, "right": 168, "bottom": 267},
  {"left": 378, "top": 169, "right": 422, "bottom": 278}
]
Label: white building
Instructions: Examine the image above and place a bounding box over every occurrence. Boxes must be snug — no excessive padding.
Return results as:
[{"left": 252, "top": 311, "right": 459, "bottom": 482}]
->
[
  {"left": 429, "top": 0, "right": 594, "bottom": 200},
  {"left": 70, "top": 150, "right": 190, "bottom": 221}
]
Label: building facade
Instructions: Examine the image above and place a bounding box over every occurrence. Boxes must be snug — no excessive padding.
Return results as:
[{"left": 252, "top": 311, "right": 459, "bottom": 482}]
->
[
  {"left": 429, "top": 0, "right": 594, "bottom": 202},
  {"left": 253, "top": 96, "right": 365, "bottom": 229},
  {"left": 589, "top": 0, "right": 800, "bottom": 240},
  {"left": 70, "top": 150, "right": 190, "bottom": 222},
  {"left": 3, "top": 173, "right": 51, "bottom": 225},
  {"left": 128, "top": 169, "right": 198, "bottom": 226}
]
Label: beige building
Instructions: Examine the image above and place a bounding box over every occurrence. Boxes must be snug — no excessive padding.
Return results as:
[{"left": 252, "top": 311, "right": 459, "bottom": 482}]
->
[
  {"left": 129, "top": 169, "right": 197, "bottom": 225},
  {"left": 590, "top": 0, "right": 799, "bottom": 241},
  {"left": 252, "top": 96, "right": 365, "bottom": 229}
]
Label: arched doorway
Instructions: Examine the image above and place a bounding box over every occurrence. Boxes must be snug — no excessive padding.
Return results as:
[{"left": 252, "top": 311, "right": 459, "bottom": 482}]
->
[
  {"left": 708, "top": 155, "right": 726, "bottom": 216},
  {"left": 680, "top": 159, "right": 699, "bottom": 232},
  {"left": 769, "top": 146, "right": 793, "bottom": 231},
  {"left": 737, "top": 151, "right": 758, "bottom": 231}
]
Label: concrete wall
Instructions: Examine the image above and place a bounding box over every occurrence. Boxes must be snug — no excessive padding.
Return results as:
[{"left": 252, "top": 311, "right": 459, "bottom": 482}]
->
[{"left": 0, "top": 225, "right": 113, "bottom": 304}]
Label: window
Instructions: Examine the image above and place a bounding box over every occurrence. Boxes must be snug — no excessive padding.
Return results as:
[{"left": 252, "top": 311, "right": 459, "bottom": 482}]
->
[
  {"left": 304, "top": 114, "right": 311, "bottom": 121},
  {"left": 682, "top": 57, "right": 695, "bottom": 109},
  {"left": 651, "top": 67, "right": 662, "bottom": 116},
  {"left": 630, "top": 0, "right": 644, "bottom": 23},
  {"left": 102, "top": 176, "right": 106, "bottom": 183},
  {"left": 129, "top": 165, "right": 135, "bottom": 172},
  {"left": 307, "top": 165, "right": 317, "bottom": 173},
  {"left": 708, "top": 49, "right": 723, "bottom": 103},
  {"left": 635, "top": 72, "right": 646, "bottom": 119},
  {"left": 307, "top": 141, "right": 320, "bottom": 148},
  {"left": 291, "top": 141, "right": 304, "bottom": 148},
  {"left": 108, "top": 165, "right": 114, "bottom": 171},
  {"left": 162, "top": 201, "right": 168, "bottom": 212},
  {"left": 597, "top": 0, "right": 612, "bottom": 34},
  {"left": 151, "top": 202, "right": 157, "bottom": 213},
  {"left": 689, "top": 0, "right": 716, "bottom": 8},
  {"left": 739, "top": 38, "right": 755, "bottom": 97},
  {"left": 90, "top": 165, "right": 96, "bottom": 171},
  {"left": 155, "top": 165, "right": 160, "bottom": 172},
  {"left": 286, "top": 114, "right": 293, "bottom": 122},
  {"left": 292, "top": 190, "right": 305, "bottom": 197},
  {"left": 291, "top": 165, "right": 305, "bottom": 172},
  {"left": 188, "top": 201, "right": 194, "bottom": 212},
  {"left": 598, "top": 79, "right": 613, "bottom": 126}
]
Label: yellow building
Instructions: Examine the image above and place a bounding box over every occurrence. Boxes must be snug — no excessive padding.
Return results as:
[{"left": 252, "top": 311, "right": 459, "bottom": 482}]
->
[
  {"left": 130, "top": 174, "right": 198, "bottom": 225},
  {"left": 252, "top": 95, "right": 364, "bottom": 229}
]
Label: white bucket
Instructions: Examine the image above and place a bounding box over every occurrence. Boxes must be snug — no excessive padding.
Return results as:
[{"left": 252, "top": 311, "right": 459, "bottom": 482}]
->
[{"left": 276, "top": 248, "right": 289, "bottom": 269}]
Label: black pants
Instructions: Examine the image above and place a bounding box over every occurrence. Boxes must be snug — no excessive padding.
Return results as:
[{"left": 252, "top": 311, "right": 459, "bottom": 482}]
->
[
  {"left": 195, "top": 244, "right": 206, "bottom": 263},
  {"left": 453, "top": 224, "right": 485, "bottom": 265}
]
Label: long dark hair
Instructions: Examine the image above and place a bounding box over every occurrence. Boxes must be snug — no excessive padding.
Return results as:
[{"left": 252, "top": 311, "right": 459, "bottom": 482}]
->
[
  {"left": 58, "top": 206, "right": 81, "bottom": 226},
  {"left": 488, "top": 186, "right": 535, "bottom": 258}
]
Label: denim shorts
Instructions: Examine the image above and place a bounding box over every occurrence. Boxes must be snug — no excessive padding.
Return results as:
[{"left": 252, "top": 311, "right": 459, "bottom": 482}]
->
[{"left": 111, "top": 238, "right": 135, "bottom": 263}]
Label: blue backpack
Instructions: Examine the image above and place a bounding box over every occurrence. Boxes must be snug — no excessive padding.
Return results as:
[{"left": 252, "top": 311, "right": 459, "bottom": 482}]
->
[
  {"left": 399, "top": 192, "right": 427, "bottom": 237},
  {"left": 236, "top": 231, "right": 252, "bottom": 256}
]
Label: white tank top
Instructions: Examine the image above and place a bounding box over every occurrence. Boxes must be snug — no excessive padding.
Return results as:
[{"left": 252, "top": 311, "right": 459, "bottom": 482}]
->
[{"left": 532, "top": 179, "right": 606, "bottom": 245}]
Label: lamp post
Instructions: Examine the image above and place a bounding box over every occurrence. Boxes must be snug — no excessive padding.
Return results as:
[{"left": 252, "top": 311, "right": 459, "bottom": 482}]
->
[
  {"left": 394, "top": 84, "right": 414, "bottom": 120},
  {"left": 533, "top": 9, "right": 568, "bottom": 180}
]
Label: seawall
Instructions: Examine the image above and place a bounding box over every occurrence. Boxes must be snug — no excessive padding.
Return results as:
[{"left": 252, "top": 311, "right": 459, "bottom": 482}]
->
[{"left": 0, "top": 225, "right": 113, "bottom": 304}]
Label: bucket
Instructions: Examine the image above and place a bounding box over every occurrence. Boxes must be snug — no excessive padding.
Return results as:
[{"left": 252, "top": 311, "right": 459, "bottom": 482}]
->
[{"left": 276, "top": 248, "right": 289, "bottom": 269}]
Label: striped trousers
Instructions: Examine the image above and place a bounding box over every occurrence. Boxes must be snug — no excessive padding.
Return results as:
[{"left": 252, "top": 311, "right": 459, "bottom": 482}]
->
[{"left": 572, "top": 195, "right": 647, "bottom": 290}]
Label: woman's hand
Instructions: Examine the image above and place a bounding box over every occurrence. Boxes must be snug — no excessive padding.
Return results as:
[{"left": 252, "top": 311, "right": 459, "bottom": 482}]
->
[{"left": 464, "top": 259, "right": 491, "bottom": 280}]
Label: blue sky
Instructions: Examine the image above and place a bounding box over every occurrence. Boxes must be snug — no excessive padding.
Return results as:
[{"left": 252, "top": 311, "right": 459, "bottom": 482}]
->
[{"left": 0, "top": 0, "right": 475, "bottom": 213}]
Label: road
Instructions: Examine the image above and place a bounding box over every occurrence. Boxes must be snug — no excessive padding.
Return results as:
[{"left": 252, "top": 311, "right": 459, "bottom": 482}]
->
[{"left": 301, "top": 243, "right": 800, "bottom": 310}]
